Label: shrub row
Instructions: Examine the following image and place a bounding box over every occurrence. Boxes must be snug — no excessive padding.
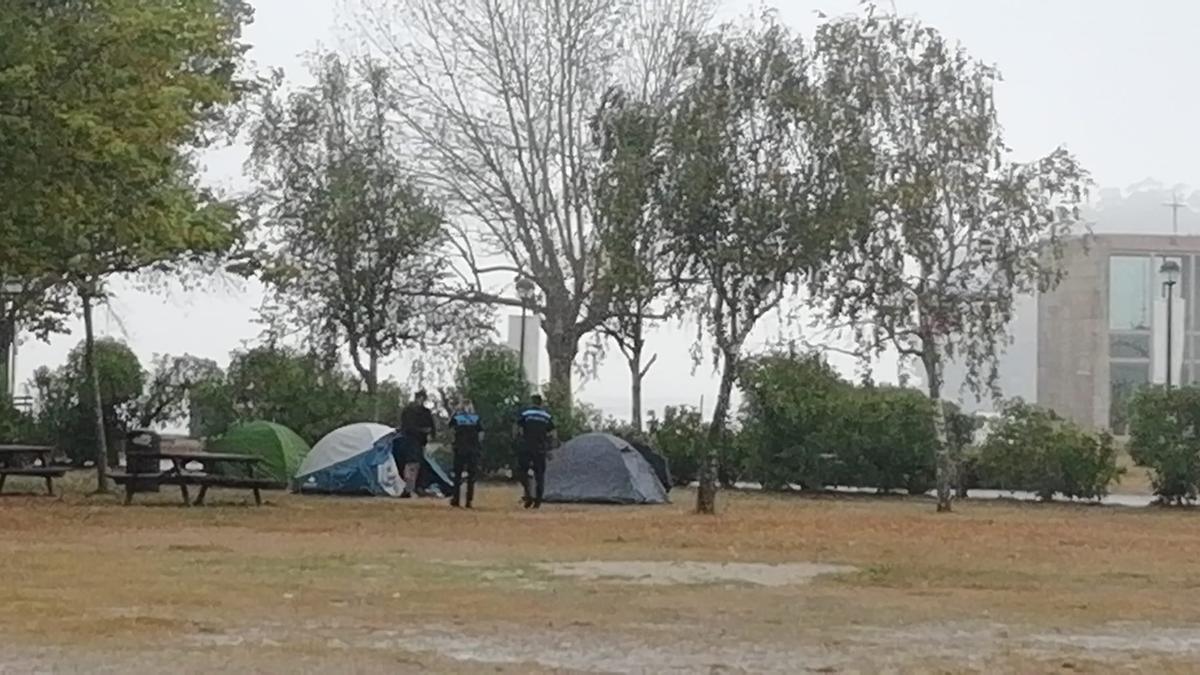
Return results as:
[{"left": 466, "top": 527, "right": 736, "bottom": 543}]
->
[{"left": 735, "top": 351, "right": 1122, "bottom": 501}]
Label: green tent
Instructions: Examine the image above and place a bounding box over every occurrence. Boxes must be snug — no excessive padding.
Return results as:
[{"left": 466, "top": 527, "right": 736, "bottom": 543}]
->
[{"left": 209, "top": 421, "right": 311, "bottom": 483}]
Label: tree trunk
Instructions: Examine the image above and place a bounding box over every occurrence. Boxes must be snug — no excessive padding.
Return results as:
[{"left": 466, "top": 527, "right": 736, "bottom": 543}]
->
[
  {"left": 81, "top": 291, "right": 109, "bottom": 494},
  {"left": 697, "top": 353, "right": 737, "bottom": 515},
  {"left": 629, "top": 350, "right": 643, "bottom": 434},
  {"left": 545, "top": 327, "right": 577, "bottom": 406},
  {"left": 922, "top": 349, "right": 952, "bottom": 513},
  {"left": 367, "top": 349, "right": 380, "bottom": 421}
]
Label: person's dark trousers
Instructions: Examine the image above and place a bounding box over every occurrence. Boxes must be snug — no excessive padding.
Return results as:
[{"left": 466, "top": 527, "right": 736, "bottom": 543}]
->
[
  {"left": 451, "top": 449, "right": 479, "bottom": 507},
  {"left": 518, "top": 448, "right": 547, "bottom": 507}
]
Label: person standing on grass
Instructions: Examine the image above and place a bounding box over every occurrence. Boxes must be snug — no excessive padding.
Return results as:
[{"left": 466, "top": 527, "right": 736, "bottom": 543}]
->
[
  {"left": 448, "top": 398, "right": 484, "bottom": 508},
  {"left": 397, "top": 390, "right": 435, "bottom": 498},
  {"left": 515, "top": 394, "right": 555, "bottom": 509}
]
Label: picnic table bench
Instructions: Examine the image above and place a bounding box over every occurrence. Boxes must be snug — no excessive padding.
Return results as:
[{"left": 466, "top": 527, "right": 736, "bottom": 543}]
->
[
  {"left": 0, "top": 445, "right": 67, "bottom": 496},
  {"left": 110, "top": 450, "right": 284, "bottom": 506}
]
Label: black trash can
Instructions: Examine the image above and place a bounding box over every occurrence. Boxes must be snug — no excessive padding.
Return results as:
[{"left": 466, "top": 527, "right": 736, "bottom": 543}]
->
[{"left": 125, "top": 429, "right": 161, "bottom": 493}]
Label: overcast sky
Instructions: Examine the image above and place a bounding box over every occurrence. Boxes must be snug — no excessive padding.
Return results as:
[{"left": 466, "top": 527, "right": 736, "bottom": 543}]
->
[{"left": 14, "top": 0, "right": 1200, "bottom": 421}]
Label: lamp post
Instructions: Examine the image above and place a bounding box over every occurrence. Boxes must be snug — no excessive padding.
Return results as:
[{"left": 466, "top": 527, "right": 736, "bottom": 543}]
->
[
  {"left": 515, "top": 277, "right": 536, "bottom": 385},
  {"left": 1161, "top": 259, "right": 1181, "bottom": 390}
]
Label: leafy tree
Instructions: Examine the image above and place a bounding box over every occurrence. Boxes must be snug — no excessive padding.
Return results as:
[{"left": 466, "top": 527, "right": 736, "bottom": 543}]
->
[
  {"left": 187, "top": 345, "right": 398, "bottom": 444},
  {"left": 591, "top": 91, "right": 671, "bottom": 432},
  {"left": 657, "top": 15, "right": 851, "bottom": 513},
  {"left": 131, "top": 355, "right": 224, "bottom": 430},
  {"left": 353, "top": 0, "right": 712, "bottom": 403},
  {"left": 452, "top": 345, "right": 529, "bottom": 475},
  {"left": 32, "top": 339, "right": 143, "bottom": 466},
  {"left": 250, "top": 54, "right": 481, "bottom": 413},
  {"left": 0, "top": 0, "right": 254, "bottom": 491},
  {"left": 811, "top": 12, "right": 1089, "bottom": 512}
]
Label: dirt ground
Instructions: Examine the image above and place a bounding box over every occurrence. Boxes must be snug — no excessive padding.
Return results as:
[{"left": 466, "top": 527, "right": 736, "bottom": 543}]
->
[{"left": 2, "top": 473, "right": 1200, "bottom": 674}]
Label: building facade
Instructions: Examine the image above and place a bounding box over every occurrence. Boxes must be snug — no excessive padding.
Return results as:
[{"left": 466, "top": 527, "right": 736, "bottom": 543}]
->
[{"left": 1038, "top": 234, "right": 1199, "bottom": 432}]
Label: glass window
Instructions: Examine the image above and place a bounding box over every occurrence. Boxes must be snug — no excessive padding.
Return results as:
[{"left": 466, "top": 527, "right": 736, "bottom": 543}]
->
[
  {"left": 1110, "top": 333, "right": 1151, "bottom": 359},
  {"left": 1109, "top": 256, "right": 1151, "bottom": 331},
  {"left": 1109, "top": 361, "right": 1150, "bottom": 434}
]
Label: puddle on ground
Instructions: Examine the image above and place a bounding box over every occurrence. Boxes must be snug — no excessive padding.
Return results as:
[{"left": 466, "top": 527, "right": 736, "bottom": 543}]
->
[{"left": 534, "top": 560, "right": 855, "bottom": 587}]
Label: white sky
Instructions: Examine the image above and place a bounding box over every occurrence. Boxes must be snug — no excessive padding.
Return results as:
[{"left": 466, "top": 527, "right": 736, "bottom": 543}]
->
[{"left": 14, "top": 0, "right": 1200, "bottom": 421}]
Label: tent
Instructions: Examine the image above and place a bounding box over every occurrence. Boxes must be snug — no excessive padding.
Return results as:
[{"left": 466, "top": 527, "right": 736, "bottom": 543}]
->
[
  {"left": 295, "top": 423, "right": 404, "bottom": 496},
  {"left": 629, "top": 440, "right": 672, "bottom": 493},
  {"left": 209, "top": 421, "right": 310, "bottom": 484},
  {"left": 422, "top": 443, "right": 455, "bottom": 496},
  {"left": 543, "top": 433, "right": 669, "bottom": 504}
]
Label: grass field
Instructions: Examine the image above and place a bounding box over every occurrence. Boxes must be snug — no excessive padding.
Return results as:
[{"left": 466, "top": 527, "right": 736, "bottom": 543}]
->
[{"left": 2, "top": 472, "right": 1199, "bottom": 673}]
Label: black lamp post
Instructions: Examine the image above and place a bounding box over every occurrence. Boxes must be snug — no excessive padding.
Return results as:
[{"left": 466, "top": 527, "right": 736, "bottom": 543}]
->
[
  {"left": 1160, "top": 259, "right": 1181, "bottom": 390},
  {"left": 515, "top": 277, "right": 536, "bottom": 384}
]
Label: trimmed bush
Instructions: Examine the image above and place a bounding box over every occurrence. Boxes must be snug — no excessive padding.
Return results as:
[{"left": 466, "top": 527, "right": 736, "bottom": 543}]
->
[
  {"left": 1128, "top": 387, "right": 1200, "bottom": 505},
  {"left": 648, "top": 406, "right": 706, "bottom": 486},
  {"left": 738, "top": 351, "right": 938, "bottom": 493},
  {"left": 978, "top": 401, "right": 1122, "bottom": 502}
]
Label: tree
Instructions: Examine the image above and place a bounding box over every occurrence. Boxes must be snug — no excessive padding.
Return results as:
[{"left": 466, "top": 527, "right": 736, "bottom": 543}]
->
[
  {"left": 591, "top": 92, "right": 670, "bottom": 432},
  {"left": 187, "top": 345, "right": 399, "bottom": 443},
  {"left": 452, "top": 344, "right": 529, "bottom": 474},
  {"left": 131, "top": 355, "right": 224, "bottom": 430},
  {"left": 353, "top": 0, "right": 712, "bottom": 403},
  {"left": 811, "top": 13, "right": 1089, "bottom": 512},
  {"left": 657, "top": 15, "right": 851, "bottom": 513},
  {"left": 250, "top": 54, "right": 482, "bottom": 412},
  {"left": 0, "top": 0, "right": 254, "bottom": 492},
  {"left": 31, "top": 339, "right": 143, "bottom": 467}
]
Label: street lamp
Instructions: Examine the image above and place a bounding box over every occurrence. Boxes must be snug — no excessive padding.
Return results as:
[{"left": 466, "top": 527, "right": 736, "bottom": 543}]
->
[
  {"left": 515, "top": 277, "right": 536, "bottom": 384},
  {"left": 1160, "top": 259, "right": 1181, "bottom": 390}
]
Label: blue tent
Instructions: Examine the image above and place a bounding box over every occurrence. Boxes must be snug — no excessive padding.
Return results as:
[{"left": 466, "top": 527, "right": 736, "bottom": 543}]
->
[{"left": 295, "top": 423, "right": 403, "bottom": 496}]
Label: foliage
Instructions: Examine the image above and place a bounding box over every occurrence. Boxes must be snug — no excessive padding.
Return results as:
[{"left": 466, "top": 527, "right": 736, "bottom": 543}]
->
[
  {"left": 0, "top": 0, "right": 254, "bottom": 484},
  {"left": 187, "top": 345, "right": 396, "bottom": 444},
  {"left": 31, "top": 339, "right": 143, "bottom": 465},
  {"left": 738, "top": 351, "right": 938, "bottom": 494},
  {"left": 739, "top": 351, "right": 850, "bottom": 490},
  {"left": 250, "top": 54, "right": 483, "bottom": 401},
  {"left": 978, "top": 401, "right": 1122, "bottom": 502},
  {"left": 647, "top": 406, "right": 708, "bottom": 486},
  {"left": 591, "top": 90, "right": 670, "bottom": 431},
  {"left": 1128, "top": 387, "right": 1200, "bottom": 505},
  {"left": 452, "top": 345, "right": 529, "bottom": 476},
  {"left": 543, "top": 379, "right": 604, "bottom": 444},
  {"left": 810, "top": 12, "right": 1090, "bottom": 510},
  {"left": 0, "top": 0, "right": 254, "bottom": 283},
  {"left": 0, "top": 402, "right": 41, "bottom": 445},
  {"left": 657, "top": 14, "right": 852, "bottom": 513}
]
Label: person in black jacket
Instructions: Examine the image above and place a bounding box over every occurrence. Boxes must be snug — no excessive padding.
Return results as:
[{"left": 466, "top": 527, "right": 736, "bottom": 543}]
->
[
  {"left": 514, "top": 394, "right": 555, "bottom": 509},
  {"left": 397, "top": 390, "right": 435, "bottom": 498},
  {"left": 448, "top": 398, "right": 484, "bottom": 508}
]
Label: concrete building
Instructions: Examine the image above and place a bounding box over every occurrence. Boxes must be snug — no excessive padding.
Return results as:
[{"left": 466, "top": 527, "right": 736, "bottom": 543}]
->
[{"left": 1038, "top": 234, "right": 1198, "bottom": 432}]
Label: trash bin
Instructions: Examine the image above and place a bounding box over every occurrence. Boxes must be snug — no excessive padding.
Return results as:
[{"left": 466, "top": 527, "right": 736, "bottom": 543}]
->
[{"left": 126, "top": 429, "right": 161, "bottom": 492}]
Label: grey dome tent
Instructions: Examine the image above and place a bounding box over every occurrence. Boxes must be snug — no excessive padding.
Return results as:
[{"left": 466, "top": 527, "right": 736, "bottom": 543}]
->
[
  {"left": 629, "top": 440, "right": 672, "bottom": 492},
  {"left": 544, "top": 433, "right": 669, "bottom": 504}
]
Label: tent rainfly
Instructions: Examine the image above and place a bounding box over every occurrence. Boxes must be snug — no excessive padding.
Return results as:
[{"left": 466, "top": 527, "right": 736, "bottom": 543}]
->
[
  {"left": 295, "top": 423, "right": 454, "bottom": 497},
  {"left": 208, "top": 421, "right": 310, "bottom": 484},
  {"left": 543, "top": 433, "right": 669, "bottom": 505}
]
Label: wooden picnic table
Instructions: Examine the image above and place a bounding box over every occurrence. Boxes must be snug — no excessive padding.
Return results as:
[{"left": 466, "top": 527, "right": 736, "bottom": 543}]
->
[
  {"left": 0, "top": 445, "right": 66, "bottom": 496},
  {"left": 111, "top": 450, "right": 283, "bottom": 506}
]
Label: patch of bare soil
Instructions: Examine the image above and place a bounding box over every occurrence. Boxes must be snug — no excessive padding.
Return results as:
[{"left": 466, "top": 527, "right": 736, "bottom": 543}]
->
[{"left": 534, "top": 560, "right": 855, "bottom": 587}]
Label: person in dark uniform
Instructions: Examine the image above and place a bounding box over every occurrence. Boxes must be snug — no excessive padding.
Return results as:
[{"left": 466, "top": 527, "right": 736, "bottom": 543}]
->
[
  {"left": 397, "top": 390, "right": 435, "bottom": 498},
  {"left": 515, "top": 394, "right": 555, "bottom": 509},
  {"left": 448, "top": 398, "right": 484, "bottom": 508}
]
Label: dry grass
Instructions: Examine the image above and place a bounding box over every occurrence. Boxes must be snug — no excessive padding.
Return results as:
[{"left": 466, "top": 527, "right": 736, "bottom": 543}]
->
[{"left": 1, "top": 471, "right": 1199, "bottom": 672}]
